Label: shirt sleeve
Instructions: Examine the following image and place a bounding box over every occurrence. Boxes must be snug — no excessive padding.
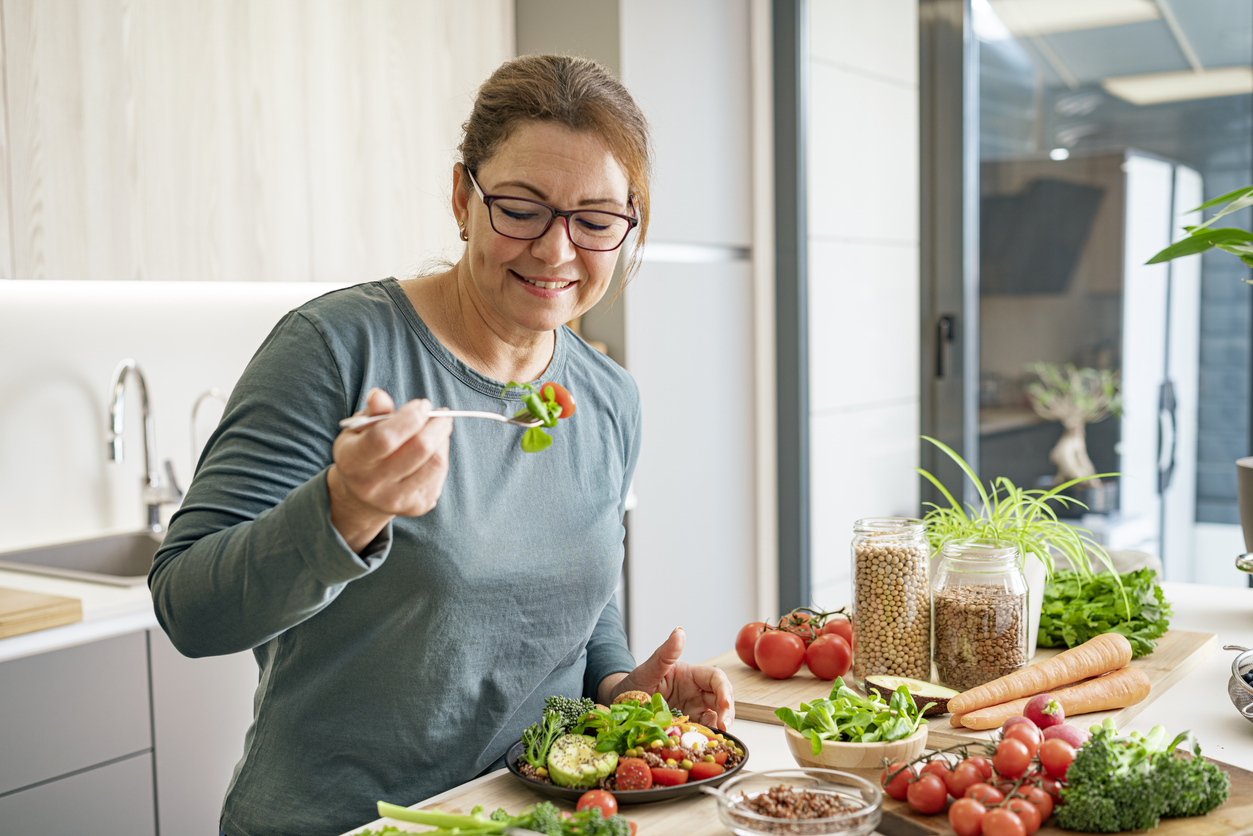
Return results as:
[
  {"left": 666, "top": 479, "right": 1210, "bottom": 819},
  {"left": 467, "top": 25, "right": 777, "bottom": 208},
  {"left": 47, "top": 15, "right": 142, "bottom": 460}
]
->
[{"left": 149, "top": 311, "right": 388, "bottom": 657}]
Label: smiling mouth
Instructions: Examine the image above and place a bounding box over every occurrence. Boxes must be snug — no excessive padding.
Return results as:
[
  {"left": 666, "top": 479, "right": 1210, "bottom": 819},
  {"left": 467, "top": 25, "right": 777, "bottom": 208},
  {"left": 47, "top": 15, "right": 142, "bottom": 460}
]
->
[{"left": 513, "top": 271, "right": 574, "bottom": 290}]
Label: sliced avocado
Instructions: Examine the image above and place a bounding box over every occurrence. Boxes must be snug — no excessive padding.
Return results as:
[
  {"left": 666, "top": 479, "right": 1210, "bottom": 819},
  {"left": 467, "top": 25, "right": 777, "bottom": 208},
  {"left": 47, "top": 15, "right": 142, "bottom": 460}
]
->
[
  {"left": 864, "top": 675, "right": 959, "bottom": 716},
  {"left": 547, "top": 734, "right": 619, "bottom": 788}
]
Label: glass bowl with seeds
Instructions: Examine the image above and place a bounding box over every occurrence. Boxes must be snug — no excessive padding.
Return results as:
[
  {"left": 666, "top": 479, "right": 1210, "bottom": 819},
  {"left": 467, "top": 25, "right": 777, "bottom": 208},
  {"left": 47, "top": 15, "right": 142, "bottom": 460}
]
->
[{"left": 701, "top": 768, "right": 881, "bottom": 836}]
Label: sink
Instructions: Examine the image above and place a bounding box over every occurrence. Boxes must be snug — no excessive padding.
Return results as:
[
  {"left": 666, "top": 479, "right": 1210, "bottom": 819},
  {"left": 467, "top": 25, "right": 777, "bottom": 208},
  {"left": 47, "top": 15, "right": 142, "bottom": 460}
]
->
[{"left": 0, "top": 531, "right": 162, "bottom": 587}]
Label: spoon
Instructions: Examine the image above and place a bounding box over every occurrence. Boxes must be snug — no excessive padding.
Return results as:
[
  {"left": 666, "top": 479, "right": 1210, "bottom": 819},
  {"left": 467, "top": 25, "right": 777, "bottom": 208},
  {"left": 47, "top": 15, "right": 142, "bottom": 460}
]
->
[{"left": 338, "top": 410, "right": 542, "bottom": 431}]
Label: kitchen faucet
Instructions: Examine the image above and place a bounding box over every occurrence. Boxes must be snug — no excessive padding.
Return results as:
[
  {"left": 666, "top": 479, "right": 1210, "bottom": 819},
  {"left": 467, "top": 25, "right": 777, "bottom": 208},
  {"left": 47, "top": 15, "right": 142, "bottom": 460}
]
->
[{"left": 107, "top": 358, "right": 183, "bottom": 534}]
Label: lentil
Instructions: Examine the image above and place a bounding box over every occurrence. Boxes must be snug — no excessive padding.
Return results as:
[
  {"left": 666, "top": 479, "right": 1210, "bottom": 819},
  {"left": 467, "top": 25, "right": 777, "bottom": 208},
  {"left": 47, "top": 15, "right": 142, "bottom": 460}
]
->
[{"left": 933, "top": 584, "right": 1027, "bottom": 690}]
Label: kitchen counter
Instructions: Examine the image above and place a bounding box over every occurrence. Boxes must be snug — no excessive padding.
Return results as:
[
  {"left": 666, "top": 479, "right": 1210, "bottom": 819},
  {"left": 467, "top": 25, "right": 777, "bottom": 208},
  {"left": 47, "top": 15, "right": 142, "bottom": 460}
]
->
[
  {"left": 348, "top": 580, "right": 1253, "bottom": 835},
  {"left": 0, "top": 567, "right": 157, "bottom": 663}
]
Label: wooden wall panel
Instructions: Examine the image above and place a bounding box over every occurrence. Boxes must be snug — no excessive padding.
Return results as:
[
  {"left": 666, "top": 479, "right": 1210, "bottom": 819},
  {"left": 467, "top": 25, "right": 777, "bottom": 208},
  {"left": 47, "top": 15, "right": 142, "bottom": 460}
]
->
[{"left": 0, "top": 0, "right": 512, "bottom": 282}]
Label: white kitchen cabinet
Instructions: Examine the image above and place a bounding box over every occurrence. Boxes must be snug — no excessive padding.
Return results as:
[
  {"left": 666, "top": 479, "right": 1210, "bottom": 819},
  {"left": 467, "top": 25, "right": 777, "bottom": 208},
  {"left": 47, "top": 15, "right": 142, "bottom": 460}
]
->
[
  {"left": 0, "top": 752, "right": 156, "bottom": 835},
  {"left": 0, "top": 625, "right": 256, "bottom": 835},
  {"left": 0, "top": 631, "right": 151, "bottom": 795},
  {"left": 149, "top": 628, "right": 256, "bottom": 836}
]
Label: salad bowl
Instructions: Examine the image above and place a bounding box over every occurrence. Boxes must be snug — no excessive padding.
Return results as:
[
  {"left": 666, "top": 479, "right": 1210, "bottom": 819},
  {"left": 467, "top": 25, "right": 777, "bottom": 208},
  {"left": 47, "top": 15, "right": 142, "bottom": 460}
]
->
[
  {"left": 784, "top": 724, "right": 928, "bottom": 770},
  {"left": 504, "top": 729, "right": 750, "bottom": 804}
]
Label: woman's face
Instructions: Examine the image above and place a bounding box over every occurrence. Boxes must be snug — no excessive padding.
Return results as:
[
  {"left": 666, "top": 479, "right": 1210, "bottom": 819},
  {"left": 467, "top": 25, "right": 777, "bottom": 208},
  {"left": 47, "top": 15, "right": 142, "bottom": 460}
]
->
[{"left": 453, "top": 121, "right": 632, "bottom": 338}]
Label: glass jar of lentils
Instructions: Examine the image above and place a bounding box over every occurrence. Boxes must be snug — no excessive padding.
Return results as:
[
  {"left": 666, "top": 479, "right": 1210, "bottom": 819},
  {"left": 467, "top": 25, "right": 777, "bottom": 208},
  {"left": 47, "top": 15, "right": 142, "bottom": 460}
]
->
[
  {"left": 932, "top": 538, "right": 1029, "bottom": 691},
  {"left": 851, "top": 518, "right": 932, "bottom": 682}
]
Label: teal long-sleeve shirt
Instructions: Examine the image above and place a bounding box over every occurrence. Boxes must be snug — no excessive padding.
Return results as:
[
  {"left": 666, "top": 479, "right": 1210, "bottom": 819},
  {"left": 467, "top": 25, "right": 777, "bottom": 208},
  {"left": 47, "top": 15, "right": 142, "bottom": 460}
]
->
[{"left": 150, "top": 279, "right": 640, "bottom": 836}]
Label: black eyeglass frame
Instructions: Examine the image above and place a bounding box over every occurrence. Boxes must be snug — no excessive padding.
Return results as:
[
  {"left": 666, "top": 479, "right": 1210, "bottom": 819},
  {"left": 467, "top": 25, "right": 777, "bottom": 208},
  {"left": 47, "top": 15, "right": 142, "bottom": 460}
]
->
[{"left": 465, "top": 167, "right": 639, "bottom": 252}]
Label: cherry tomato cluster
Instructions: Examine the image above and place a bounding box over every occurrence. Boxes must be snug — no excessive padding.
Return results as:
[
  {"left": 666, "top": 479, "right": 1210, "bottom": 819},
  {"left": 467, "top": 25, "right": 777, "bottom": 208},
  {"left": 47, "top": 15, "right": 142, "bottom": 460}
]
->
[
  {"left": 735, "top": 607, "right": 854, "bottom": 680},
  {"left": 880, "top": 714, "right": 1081, "bottom": 836}
]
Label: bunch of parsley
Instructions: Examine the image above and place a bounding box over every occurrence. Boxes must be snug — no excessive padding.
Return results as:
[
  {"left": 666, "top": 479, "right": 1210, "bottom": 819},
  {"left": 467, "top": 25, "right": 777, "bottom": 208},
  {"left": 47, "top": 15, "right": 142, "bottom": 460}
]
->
[{"left": 1037, "top": 568, "right": 1172, "bottom": 658}]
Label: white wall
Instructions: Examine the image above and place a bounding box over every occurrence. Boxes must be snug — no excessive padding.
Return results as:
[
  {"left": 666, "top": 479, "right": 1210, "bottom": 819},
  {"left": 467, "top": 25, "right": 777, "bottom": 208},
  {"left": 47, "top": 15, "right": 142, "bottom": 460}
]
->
[
  {"left": 0, "top": 282, "right": 342, "bottom": 552},
  {"left": 807, "top": 0, "right": 921, "bottom": 608}
]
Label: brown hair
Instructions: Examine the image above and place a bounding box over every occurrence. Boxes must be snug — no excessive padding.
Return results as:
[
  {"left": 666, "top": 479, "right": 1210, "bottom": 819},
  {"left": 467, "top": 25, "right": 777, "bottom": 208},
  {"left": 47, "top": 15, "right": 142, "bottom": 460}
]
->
[{"left": 459, "top": 54, "right": 653, "bottom": 283}]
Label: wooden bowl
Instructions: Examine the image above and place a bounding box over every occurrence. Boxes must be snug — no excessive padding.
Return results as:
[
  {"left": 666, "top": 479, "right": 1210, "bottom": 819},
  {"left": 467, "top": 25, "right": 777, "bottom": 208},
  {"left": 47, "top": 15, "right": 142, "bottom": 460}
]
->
[{"left": 784, "top": 724, "right": 928, "bottom": 770}]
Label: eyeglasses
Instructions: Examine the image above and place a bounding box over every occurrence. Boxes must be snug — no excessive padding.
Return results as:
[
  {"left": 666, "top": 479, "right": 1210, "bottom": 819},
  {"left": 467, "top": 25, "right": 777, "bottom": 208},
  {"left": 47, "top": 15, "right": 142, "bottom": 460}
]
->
[{"left": 466, "top": 168, "right": 639, "bottom": 252}]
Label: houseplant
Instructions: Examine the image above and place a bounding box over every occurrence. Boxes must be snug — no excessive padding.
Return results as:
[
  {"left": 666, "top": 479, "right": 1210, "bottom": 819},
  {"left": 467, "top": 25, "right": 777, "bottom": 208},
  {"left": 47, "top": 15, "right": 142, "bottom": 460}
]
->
[
  {"left": 1147, "top": 184, "right": 1253, "bottom": 278},
  {"left": 916, "top": 436, "right": 1120, "bottom": 658},
  {"left": 1025, "top": 363, "right": 1121, "bottom": 515}
]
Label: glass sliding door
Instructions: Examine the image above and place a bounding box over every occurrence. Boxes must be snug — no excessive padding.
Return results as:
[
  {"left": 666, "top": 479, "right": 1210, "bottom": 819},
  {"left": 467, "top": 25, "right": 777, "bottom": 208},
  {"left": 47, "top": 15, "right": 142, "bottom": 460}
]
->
[{"left": 970, "top": 0, "right": 1252, "bottom": 584}]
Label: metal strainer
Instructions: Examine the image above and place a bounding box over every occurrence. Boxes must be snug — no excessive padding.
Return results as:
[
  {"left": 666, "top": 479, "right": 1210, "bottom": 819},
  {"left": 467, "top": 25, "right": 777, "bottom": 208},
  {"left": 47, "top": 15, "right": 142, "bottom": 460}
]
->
[{"left": 1224, "top": 645, "right": 1253, "bottom": 721}]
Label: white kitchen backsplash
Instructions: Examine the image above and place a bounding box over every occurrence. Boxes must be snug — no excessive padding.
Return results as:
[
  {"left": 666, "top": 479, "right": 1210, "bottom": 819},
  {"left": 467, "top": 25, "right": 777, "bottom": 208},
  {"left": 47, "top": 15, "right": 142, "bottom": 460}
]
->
[{"left": 0, "top": 281, "right": 345, "bottom": 552}]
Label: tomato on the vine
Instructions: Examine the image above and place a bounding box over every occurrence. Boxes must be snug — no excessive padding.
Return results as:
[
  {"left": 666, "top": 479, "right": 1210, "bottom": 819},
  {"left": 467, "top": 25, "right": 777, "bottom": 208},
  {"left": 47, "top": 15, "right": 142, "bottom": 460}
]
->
[
  {"left": 982, "top": 808, "right": 1027, "bottom": 836},
  {"left": 735, "top": 622, "right": 766, "bottom": 669},
  {"left": 539, "top": 381, "right": 577, "bottom": 419},
  {"left": 944, "top": 761, "right": 983, "bottom": 799},
  {"left": 1007, "top": 797, "right": 1042, "bottom": 835},
  {"left": 948, "top": 797, "right": 987, "bottom": 836},
  {"left": 804, "top": 634, "right": 852, "bottom": 680},
  {"left": 754, "top": 630, "right": 805, "bottom": 678},
  {"left": 906, "top": 773, "right": 948, "bottom": 815},
  {"left": 1036, "top": 774, "right": 1063, "bottom": 800},
  {"left": 993, "top": 738, "right": 1032, "bottom": 779},
  {"left": 967, "top": 755, "right": 994, "bottom": 781},
  {"left": 576, "top": 790, "right": 618, "bottom": 818},
  {"left": 966, "top": 782, "right": 1005, "bottom": 806},
  {"left": 881, "top": 760, "right": 917, "bottom": 801},
  {"left": 1003, "top": 722, "right": 1044, "bottom": 757},
  {"left": 778, "top": 610, "right": 818, "bottom": 644},
  {"left": 920, "top": 759, "right": 952, "bottom": 784},
  {"left": 1022, "top": 786, "right": 1054, "bottom": 821},
  {"left": 817, "top": 614, "right": 854, "bottom": 648},
  {"left": 1038, "top": 737, "right": 1077, "bottom": 781}
]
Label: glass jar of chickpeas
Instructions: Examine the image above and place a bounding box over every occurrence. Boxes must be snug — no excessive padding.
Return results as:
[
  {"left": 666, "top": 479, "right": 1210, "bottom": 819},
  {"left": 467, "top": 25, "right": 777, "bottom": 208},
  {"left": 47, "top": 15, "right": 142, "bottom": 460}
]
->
[{"left": 851, "top": 518, "right": 932, "bottom": 682}]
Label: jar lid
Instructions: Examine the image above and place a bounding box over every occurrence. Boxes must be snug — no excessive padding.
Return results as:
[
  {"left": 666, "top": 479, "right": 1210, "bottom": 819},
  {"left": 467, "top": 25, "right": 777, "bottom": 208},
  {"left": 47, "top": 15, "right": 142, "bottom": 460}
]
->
[{"left": 853, "top": 517, "right": 926, "bottom": 534}]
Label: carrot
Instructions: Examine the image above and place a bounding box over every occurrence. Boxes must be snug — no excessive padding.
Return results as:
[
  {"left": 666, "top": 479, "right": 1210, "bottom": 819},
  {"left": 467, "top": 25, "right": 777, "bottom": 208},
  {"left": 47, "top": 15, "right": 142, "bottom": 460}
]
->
[
  {"left": 947, "top": 632, "right": 1133, "bottom": 715},
  {"left": 957, "top": 666, "right": 1151, "bottom": 730}
]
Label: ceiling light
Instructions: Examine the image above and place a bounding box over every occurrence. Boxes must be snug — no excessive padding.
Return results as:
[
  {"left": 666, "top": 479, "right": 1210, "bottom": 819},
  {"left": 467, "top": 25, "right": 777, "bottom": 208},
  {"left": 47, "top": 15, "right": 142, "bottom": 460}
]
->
[
  {"left": 1050, "top": 148, "right": 1070, "bottom": 161},
  {"left": 1102, "top": 67, "right": 1253, "bottom": 105},
  {"left": 988, "top": 0, "right": 1158, "bottom": 37}
]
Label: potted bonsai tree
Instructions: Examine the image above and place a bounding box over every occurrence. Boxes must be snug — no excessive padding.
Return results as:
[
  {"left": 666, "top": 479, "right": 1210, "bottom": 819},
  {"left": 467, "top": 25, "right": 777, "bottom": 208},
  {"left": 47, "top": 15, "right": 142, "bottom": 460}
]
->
[{"left": 1025, "top": 362, "right": 1121, "bottom": 516}]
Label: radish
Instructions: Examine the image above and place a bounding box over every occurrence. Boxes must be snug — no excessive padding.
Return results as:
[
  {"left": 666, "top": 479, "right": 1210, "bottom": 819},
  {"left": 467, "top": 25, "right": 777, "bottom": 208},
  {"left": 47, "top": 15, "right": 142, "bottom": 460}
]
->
[
  {"left": 1043, "top": 723, "right": 1090, "bottom": 748},
  {"left": 1001, "top": 715, "right": 1035, "bottom": 733},
  {"left": 1025, "top": 693, "right": 1065, "bottom": 729}
]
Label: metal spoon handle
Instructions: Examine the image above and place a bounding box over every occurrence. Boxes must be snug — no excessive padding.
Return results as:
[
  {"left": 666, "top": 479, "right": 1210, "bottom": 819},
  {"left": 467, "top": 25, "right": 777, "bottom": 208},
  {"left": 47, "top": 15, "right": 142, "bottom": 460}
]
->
[{"left": 338, "top": 410, "right": 540, "bottom": 430}]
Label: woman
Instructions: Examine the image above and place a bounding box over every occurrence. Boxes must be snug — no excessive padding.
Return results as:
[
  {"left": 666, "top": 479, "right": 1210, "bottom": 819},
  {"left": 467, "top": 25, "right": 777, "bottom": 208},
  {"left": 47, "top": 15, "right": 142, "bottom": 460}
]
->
[{"left": 150, "top": 55, "right": 734, "bottom": 836}]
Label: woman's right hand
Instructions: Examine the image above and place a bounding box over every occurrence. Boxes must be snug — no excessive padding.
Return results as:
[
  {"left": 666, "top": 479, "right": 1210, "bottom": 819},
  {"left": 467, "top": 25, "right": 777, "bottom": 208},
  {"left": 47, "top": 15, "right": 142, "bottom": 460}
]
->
[{"left": 327, "top": 388, "right": 453, "bottom": 553}]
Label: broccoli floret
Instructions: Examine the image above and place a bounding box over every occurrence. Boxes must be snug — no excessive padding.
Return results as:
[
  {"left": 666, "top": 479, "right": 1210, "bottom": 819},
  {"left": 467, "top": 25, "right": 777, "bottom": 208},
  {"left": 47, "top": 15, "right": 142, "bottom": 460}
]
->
[
  {"left": 1058, "top": 721, "right": 1230, "bottom": 832},
  {"left": 489, "top": 807, "right": 511, "bottom": 822},
  {"left": 519, "top": 801, "right": 564, "bottom": 836},
  {"left": 545, "top": 695, "right": 597, "bottom": 732},
  {"left": 570, "top": 807, "right": 632, "bottom": 836},
  {"left": 1158, "top": 739, "right": 1230, "bottom": 818}
]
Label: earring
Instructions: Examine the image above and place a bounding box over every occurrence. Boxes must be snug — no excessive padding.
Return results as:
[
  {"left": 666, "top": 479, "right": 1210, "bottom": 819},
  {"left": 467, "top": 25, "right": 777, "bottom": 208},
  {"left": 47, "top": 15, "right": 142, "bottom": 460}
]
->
[{"left": 459, "top": 224, "right": 468, "bottom": 242}]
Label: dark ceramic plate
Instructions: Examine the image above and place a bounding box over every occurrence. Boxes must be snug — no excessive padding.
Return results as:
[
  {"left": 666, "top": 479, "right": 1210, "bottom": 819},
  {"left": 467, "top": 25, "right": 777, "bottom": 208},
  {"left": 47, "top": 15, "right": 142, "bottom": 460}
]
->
[{"left": 505, "top": 730, "right": 749, "bottom": 804}]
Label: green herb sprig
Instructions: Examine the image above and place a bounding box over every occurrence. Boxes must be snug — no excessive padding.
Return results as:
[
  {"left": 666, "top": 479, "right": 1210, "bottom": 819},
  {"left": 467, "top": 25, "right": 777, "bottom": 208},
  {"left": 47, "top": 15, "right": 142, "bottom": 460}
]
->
[
  {"left": 1038, "top": 568, "right": 1173, "bottom": 657},
  {"left": 575, "top": 692, "right": 674, "bottom": 754},
  {"left": 502, "top": 381, "right": 563, "bottom": 453},
  {"left": 774, "top": 678, "right": 932, "bottom": 756}
]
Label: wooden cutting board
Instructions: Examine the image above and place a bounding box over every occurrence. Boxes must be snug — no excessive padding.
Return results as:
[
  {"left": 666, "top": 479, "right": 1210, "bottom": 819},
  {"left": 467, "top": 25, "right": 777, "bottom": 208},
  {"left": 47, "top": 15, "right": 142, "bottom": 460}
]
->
[
  {"left": 0, "top": 586, "right": 82, "bottom": 639},
  {"left": 705, "top": 629, "right": 1217, "bottom": 745},
  {"left": 352, "top": 758, "right": 1253, "bottom": 836}
]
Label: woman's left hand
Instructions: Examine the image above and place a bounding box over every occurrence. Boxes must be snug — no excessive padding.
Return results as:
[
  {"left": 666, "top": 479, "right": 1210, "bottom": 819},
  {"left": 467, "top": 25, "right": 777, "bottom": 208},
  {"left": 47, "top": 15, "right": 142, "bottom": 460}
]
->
[{"left": 602, "top": 628, "right": 735, "bottom": 730}]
